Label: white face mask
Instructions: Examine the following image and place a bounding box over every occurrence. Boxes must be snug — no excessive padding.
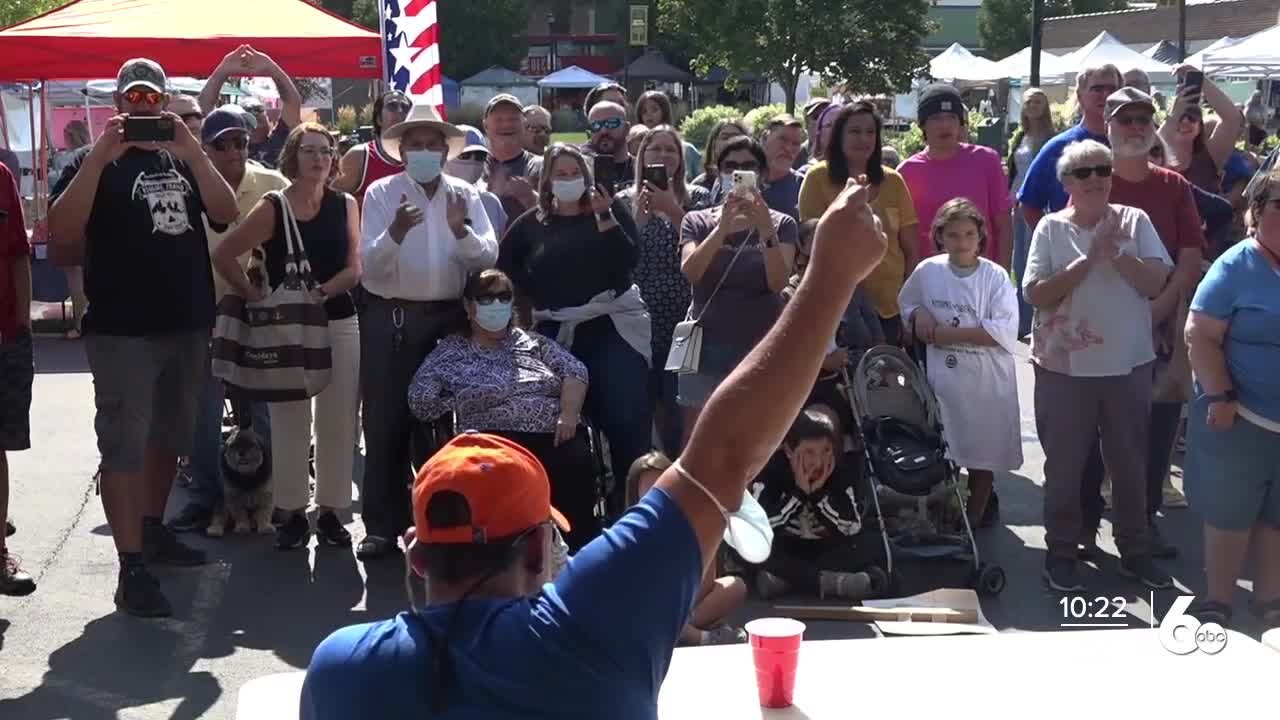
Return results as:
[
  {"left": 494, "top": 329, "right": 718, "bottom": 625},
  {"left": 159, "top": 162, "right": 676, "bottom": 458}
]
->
[
  {"left": 551, "top": 177, "right": 586, "bottom": 204},
  {"left": 404, "top": 149, "right": 444, "bottom": 183},
  {"left": 445, "top": 158, "right": 484, "bottom": 184}
]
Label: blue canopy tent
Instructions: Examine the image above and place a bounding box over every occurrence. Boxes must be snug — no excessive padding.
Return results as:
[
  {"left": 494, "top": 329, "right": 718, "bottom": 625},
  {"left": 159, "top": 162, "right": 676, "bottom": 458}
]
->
[{"left": 537, "top": 65, "right": 611, "bottom": 90}]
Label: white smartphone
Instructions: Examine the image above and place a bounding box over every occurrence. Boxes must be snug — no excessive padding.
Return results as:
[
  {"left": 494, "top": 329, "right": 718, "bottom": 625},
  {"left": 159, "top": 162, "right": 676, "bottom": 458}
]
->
[{"left": 732, "top": 170, "right": 757, "bottom": 190}]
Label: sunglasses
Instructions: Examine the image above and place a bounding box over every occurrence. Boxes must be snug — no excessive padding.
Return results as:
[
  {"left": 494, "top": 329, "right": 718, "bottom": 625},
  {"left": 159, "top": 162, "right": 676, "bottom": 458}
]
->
[
  {"left": 1113, "top": 114, "right": 1152, "bottom": 128},
  {"left": 474, "top": 291, "right": 514, "bottom": 305},
  {"left": 211, "top": 136, "right": 249, "bottom": 152},
  {"left": 458, "top": 152, "right": 488, "bottom": 161},
  {"left": 1181, "top": 113, "right": 1202, "bottom": 124},
  {"left": 1069, "top": 165, "right": 1113, "bottom": 180},
  {"left": 588, "top": 117, "right": 625, "bottom": 134},
  {"left": 123, "top": 89, "right": 164, "bottom": 105},
  {"left": 384, "top": 101, "right": 412, "bottom": 114}
]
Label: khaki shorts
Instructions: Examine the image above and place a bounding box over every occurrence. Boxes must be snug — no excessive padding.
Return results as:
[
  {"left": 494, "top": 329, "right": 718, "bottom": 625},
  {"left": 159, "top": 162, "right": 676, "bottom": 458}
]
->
[{"left": 85, "top": 330, "right": 208, "bottom": 472}]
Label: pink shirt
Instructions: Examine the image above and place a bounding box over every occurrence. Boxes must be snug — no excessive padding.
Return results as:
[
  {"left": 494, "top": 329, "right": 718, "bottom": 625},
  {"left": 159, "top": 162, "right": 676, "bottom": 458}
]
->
[{"left": 899, "top": 144, "right": 1011, "bottom": 262}]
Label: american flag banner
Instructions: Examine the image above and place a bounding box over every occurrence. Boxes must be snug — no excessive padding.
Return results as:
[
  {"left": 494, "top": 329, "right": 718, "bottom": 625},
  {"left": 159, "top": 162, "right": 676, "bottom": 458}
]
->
[{"left": 381, "top": 0, "right": 445, "bottom": 117}]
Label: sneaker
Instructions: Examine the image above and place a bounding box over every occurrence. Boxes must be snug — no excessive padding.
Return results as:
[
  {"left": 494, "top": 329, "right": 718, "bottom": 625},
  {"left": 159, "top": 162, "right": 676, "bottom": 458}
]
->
[
  {"left": 755, "top": 570, "right": 790, "bottom": 601},
  {"left": 0, "top": 551, "right": 36, "bottom": 596},
  {"left": 1078, "top": 530, "right": 1102, "bottom": 562},
  {"left": 315, "top": 511, "right": 352, "bottom": 547},
  {"left": 356, "top": 535, "right": 399, "bottom": 560},
  {"left": 1149, "top": 518, "right": 1179, "bottom": 560},
  {"left": 167, "top": 503, "right": 213, "bottom": 534},
  {"left": 115, "top": 564, "right": 172, "bottom": 617},
  {"left": 702, "top": 625, "right": 747, "bottom": 645},
  {"left": 4, "top": 519, "right": 13, "bottom": 537},
  {"left": 1043, "top": 557, "right": 1086, "bottom": 593},
  {"left": 1162, "top": 481, "right": 1189, "bottom": 510},
  {"left": 819, "top": 570, "right": 874, "bottom": 601},
  {"left": 1119, "top": 554, "right": 1173, "bottom": 590},
  {"left": 275, "top": 511, "right": 310, "bottom": 550},
  {"left": 143, "top": 521, "right": 208, "bottom": 566}
]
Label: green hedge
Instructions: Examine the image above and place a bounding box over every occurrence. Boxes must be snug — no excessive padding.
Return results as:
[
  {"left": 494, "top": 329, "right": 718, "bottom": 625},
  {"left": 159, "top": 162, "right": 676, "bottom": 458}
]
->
[
  {"left": 679, "top": 105, "right": 743, "bottom": 153},
  {"left": 743, "top": 103, "right": 788, "bottom": 138}
]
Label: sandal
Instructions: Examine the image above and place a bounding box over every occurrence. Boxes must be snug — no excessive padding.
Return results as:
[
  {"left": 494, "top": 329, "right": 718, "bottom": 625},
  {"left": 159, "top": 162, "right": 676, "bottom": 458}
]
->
[
  {"left": 356, "top": 535, "right": 398, "bottom": 560},
  {"left": 1191, "top": 600, "right": 1233, "bottom": 627},
  {"left": 1250, "top": 598, "right": 1280, "bottom": 629}
]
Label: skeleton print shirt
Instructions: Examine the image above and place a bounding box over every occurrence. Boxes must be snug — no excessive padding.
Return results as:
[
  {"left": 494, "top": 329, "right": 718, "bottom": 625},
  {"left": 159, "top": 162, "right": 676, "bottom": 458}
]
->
[
  {"left": 408, "top": 328, "right": 588, "bottom": 435},
  {"left": 752, "top": 452, "right": 863, "bottom": 541},
  {"left": 51, "top": 146, "right": 220, "bottom": 335}
]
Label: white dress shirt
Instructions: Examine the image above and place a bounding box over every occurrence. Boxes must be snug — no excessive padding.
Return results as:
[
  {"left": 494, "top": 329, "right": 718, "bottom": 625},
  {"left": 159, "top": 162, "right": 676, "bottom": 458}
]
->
[{"left": 360, "top": 172, "right": 498, "bottom": 301}]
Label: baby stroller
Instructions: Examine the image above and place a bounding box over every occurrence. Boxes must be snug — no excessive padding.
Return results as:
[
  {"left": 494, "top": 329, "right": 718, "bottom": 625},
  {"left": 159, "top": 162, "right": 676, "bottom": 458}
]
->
[{"left": 843, "top": 345, "right": 1006, "bottom": 596}]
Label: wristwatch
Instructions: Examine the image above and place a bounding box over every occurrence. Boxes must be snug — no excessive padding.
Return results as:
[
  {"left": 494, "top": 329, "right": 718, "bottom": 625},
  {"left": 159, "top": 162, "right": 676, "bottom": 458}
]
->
[{"left": 1204, "top": 389, "right": 1237, "bottom": 404}]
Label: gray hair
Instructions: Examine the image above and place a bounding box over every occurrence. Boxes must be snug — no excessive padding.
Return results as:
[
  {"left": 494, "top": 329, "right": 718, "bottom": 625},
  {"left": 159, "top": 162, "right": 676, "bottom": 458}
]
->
[
  {"left": 522, "top": 104, "right": 551, "bottom": 123},
  {"left": 1056, "top": 139, "right": 1112, "bottom": 182}
]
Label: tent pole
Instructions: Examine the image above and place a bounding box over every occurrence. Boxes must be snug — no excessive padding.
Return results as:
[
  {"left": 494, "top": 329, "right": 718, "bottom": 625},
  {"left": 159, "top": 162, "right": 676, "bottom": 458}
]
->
[
  {"left": 85, "top": 86, "right": 95, "bottom": 141},
  {"left": 39, "top": 81, "right": 50, "bottom": 223},
  {"left": 1177, "top": 0, "right": 1187, "bottom": 62},
  {"left": 1030, "top": 0, "right": 1043, "bottom": 87}
]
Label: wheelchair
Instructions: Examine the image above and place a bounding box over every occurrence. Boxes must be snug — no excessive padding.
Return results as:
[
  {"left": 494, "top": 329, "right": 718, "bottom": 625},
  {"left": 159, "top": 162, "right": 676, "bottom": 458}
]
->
[{"left": 417, "top": 412, "right": 621, "bottom": 526}]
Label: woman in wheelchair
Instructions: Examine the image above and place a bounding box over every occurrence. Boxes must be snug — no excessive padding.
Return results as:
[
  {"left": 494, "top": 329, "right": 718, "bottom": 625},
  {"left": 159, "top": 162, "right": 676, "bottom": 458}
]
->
[
  {"left": 407, "top": 269, "right": 602, "bottom": 551},
  {"left": 750, "top": 407, "right": 886, "bottom": 601}
]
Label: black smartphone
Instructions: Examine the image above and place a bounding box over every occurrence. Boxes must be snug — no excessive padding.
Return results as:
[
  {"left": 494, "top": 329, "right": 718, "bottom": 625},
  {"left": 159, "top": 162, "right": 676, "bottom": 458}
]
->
[
  {"left": 593, "top": 155, "right": 616, "bottom": 193},
  {"left": 643, "top": 163, "right": 669, "bottom": 191},
  {"left": 1182, "top": 70, "right": 1204, "bottom": 102},
  {"left": 123, "top": 116, "right": 175, "bottom": 143}
]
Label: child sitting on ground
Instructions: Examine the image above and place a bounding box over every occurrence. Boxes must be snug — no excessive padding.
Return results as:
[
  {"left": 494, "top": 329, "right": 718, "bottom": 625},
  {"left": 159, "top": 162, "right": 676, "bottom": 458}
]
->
[
  {"left": 628, "top": 452, "right": 747, "bottom": 645},
  {"left": 751, "top": 407, "right": 886, "bottom": 601},
  {"left": 898, "top": 198, "right": 1022, "bottom": 527}
]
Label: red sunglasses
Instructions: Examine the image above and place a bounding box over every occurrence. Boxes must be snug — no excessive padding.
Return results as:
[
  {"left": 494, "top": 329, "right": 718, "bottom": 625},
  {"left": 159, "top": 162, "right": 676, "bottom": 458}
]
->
[{"left": 123, "top": 89, "right": 164, "bottom": 105}]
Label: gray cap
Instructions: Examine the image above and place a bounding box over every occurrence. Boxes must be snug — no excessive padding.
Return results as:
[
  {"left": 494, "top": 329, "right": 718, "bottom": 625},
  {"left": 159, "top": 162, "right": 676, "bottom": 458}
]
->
[
  {"left": 201, "top": 105, "right": 254, "bottom": 145},
  {"left": 1106, "top": 87, "right": 1157, "bottom": 122},
  {"left": 484, "top": 93, "right": 523, "bottom": 117},
  {"left": 117, "top": 58, "right": 166, "bottom": 93}
]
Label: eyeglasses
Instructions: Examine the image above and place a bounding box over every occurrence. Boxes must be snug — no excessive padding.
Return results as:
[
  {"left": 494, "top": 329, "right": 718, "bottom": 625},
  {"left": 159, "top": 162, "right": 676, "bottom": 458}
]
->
[
  {"left": 299, "top": 146, "right": 335, "bottom": 158},
  {"left": 473, "top": 291, "right": 514, "bottom": 305},
  {"left": 123, "top": 89, "right": 164, "bottom": 105},
  {"left": 211, "top": 136, "right": 249, "bottom": 152},
  {"left": 720, "top": 160, "right": 760, "bottom": 172},
  {"left": 384, "top": 101, "right": 412, "bottom": 114},
  {"left": 1180, "top": 113, "right": 1202, "bottom": 125},
  {"left": 1113, "top": 114, "right": 1152, "bottom": 127},
  {"left": 525, "top": 124, "right": 552, "bottom": 135},
  {"left": 1068, "top": 165, "right": 1113, "bottom": 180},
  {"left": 588, "top": 117, "right": 625, "bottom": 134}
]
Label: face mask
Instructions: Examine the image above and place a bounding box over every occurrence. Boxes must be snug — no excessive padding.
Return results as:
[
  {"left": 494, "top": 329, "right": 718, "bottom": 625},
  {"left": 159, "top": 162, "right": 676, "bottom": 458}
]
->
[
  {"left": 474, "top": 300, "right": 513, "bottom": 332},
  {"left": 405, "top": 149, "right": 443, "bottom": 183},
  {"left": 445, "top": 158, "right": 484, "bottom": 184},
  {"left": 671, "top": 460, "right": 774, "bottom": 563},
  {"left": 551, "top": 177, "right": 586, "bottom": 204}
]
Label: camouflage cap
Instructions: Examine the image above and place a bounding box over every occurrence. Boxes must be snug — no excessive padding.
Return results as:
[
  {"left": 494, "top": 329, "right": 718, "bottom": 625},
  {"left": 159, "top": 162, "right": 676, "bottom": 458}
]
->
[{"left": 116, "top": 58, "right": 167, "bottom": 94}]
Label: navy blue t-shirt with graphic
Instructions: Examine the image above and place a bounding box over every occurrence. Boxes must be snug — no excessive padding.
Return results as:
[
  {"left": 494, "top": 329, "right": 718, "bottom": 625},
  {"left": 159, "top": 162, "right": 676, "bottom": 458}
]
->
[{"left": 300, "top": 488, "right": 704, "bottom": 719}]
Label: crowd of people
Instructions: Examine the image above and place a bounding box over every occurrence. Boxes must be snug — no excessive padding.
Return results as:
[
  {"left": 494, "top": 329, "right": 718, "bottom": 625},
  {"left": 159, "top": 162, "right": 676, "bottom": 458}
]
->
[{"left": 0, "top": 45, "right": 1277, "bottom": 695}]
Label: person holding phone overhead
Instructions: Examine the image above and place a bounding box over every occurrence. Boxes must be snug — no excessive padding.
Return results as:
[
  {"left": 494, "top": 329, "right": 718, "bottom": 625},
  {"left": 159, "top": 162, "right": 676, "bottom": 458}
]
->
[
  {"left": 1158, "top": 65, "right": 1244, "bottom": 195},
  {"left": 497, "top": 144, "right": 645, "bottom": 515},
  {"left": 617, "top": 126, "right": 713, "bottom": 455},
  {"left": 47, "top": 58, "right": 238, "bottom": 617},
  {"left": 678, "top": 135, "right": 797, "bottom": 443}
]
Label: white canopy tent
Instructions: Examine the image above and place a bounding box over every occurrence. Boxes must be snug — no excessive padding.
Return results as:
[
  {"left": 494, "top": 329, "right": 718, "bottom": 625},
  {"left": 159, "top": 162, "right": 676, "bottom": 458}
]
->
[
  {"left": 928, "top": 43, "right": 1003, "bottom": 82},
  {"left": 1060, "top": 31, "right": 1173, "bottom": 82},
  {"left": 1187, "top": 37, "right": 1244, "bottom": 69},
  {"left": 1202, "top": 25, "right": 1280, "bottom": 78},
  {"left": 992, "top": 47, "right": 1072, "bottom": 85}
]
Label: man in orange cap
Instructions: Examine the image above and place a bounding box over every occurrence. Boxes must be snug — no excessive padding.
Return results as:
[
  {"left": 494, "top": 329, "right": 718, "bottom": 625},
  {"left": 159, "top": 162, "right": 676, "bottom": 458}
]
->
[{"left": 300, "top": 174, "right": 888, "bottom": 717}]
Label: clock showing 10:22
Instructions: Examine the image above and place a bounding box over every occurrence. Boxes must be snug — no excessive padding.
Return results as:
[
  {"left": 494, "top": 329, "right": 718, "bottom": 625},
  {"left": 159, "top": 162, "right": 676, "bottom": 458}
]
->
[{"left": 1059, "top": 596, "right": 1131, "bottom": 627}]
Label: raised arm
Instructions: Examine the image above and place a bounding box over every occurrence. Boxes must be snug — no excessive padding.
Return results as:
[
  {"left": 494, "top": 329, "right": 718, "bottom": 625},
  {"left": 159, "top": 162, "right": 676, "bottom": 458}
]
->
[
  {"left": 331, "top": 145, "right": 366, "bottom": 194},
  {"left": 657, "top": 178, "right": 887, "bottom": 566}
]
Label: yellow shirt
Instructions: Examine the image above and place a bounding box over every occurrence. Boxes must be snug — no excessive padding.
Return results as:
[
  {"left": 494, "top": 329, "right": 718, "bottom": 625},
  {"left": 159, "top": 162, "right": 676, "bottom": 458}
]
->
[
  {"left": 205, "top": 162, "right": 290, "bottom": 300},
  {"left": 799, "top": 162, "right": 918, "bottom": 319}
]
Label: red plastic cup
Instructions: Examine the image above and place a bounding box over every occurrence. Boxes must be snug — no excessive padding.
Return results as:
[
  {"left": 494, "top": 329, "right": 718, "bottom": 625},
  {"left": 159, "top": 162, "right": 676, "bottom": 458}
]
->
[{"left": 745, "top": 617, "right": 806, "bottom": 708}]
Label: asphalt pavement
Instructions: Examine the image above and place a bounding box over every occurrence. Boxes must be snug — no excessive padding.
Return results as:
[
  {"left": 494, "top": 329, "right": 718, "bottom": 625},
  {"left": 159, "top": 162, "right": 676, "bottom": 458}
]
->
[{"left": 0, "top": 337, "right": 1269, "bottom": 719}]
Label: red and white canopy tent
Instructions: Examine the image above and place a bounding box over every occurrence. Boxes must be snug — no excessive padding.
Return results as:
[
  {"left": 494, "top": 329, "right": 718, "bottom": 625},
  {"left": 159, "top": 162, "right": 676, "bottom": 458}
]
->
[{"left": 0, "top": 0, "right": 382, "bottom": 233}]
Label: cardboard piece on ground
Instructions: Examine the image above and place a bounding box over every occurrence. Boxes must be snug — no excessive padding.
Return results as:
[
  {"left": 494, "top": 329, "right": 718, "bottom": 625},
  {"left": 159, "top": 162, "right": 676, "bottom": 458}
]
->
[
  {"left": 775, "top": 604, "right": 980, "bottom": 625},
  {"left": 862, "top": 588, "right": 996, "bottom": 636}
]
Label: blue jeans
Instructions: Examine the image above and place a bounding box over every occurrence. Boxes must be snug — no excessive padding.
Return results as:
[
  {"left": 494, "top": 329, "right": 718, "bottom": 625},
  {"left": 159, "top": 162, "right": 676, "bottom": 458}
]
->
[
  {"left": 188, "top": 358, "right": 271, "bottom": 510},
  {"left": 540, "top": 318, "right": 653, "bottom": 512},
  {"left": 1011, "top": 211, "right": 1033, "bottom": 339}
]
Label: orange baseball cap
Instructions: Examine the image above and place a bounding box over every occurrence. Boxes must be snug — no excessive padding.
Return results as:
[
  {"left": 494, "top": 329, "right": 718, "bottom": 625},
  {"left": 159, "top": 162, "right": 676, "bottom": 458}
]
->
[{"left": 412, "top": 432, "right": 570, "bottom": 544}]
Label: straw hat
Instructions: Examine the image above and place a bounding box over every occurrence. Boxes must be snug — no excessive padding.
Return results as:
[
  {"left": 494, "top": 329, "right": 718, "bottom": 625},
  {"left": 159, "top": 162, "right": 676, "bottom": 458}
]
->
[{"left": 383, "top": 104, "right": 465, "bottom": 162}]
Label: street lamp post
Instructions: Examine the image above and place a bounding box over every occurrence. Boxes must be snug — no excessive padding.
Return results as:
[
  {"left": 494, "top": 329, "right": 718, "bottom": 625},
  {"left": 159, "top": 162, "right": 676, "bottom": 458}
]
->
[
  {"left": 546, "top": 11, "right": 556, "bottom": 75},
  {"left": 1030, "top": 0, "right": 1043, "bottom": 87}
]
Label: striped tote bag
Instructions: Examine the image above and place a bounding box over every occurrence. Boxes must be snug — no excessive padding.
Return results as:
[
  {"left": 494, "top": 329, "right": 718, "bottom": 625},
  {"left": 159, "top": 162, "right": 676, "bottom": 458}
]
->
[{"left": 211, "top": 191, "right": 332, "bottom": 401}]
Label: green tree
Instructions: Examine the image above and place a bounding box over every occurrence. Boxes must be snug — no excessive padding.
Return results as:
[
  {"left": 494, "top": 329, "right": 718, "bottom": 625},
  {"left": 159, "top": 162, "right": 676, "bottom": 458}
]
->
[
  {"left": 659, "top": 0, "right": 932, "bottom": 114},
  {"left": 979, "top": 0, "right": 1129, "bottom": 60},
  {"left": 0, "top": 0, "right": 63, "bottom": 28}
]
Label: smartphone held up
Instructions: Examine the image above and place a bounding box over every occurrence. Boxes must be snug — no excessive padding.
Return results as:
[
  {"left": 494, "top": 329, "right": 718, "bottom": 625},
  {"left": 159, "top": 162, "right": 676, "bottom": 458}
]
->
[{"left": 122, "top": 116, "right": 176, "bottom": 143}]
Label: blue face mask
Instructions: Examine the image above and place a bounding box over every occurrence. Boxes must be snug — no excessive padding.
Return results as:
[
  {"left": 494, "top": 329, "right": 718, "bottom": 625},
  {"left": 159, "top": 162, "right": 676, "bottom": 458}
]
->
[
  {"left": 474, "top": 300, "right": 513, "bottom": 332},
  {"left": 404, "top": 149, "right": 444, "bottom": 183}
]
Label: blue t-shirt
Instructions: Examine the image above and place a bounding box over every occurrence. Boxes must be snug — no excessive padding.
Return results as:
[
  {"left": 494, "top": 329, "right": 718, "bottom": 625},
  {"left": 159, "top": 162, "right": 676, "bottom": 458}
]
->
[
  {"left": 1190, "top": 241, "right": 1280, "bottom": 423},
  {"left": 762, "top": 170, "right": 803, "bottom": 219},
  {"left": 1221, "top": 151, "right": 1255, "bottom": 193},
  {"left": 1017, "top": 124, "right": 1109, "bottom": 214},
  {"left": 300, "top": 488, "right": 703, "bottom": 719}
]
